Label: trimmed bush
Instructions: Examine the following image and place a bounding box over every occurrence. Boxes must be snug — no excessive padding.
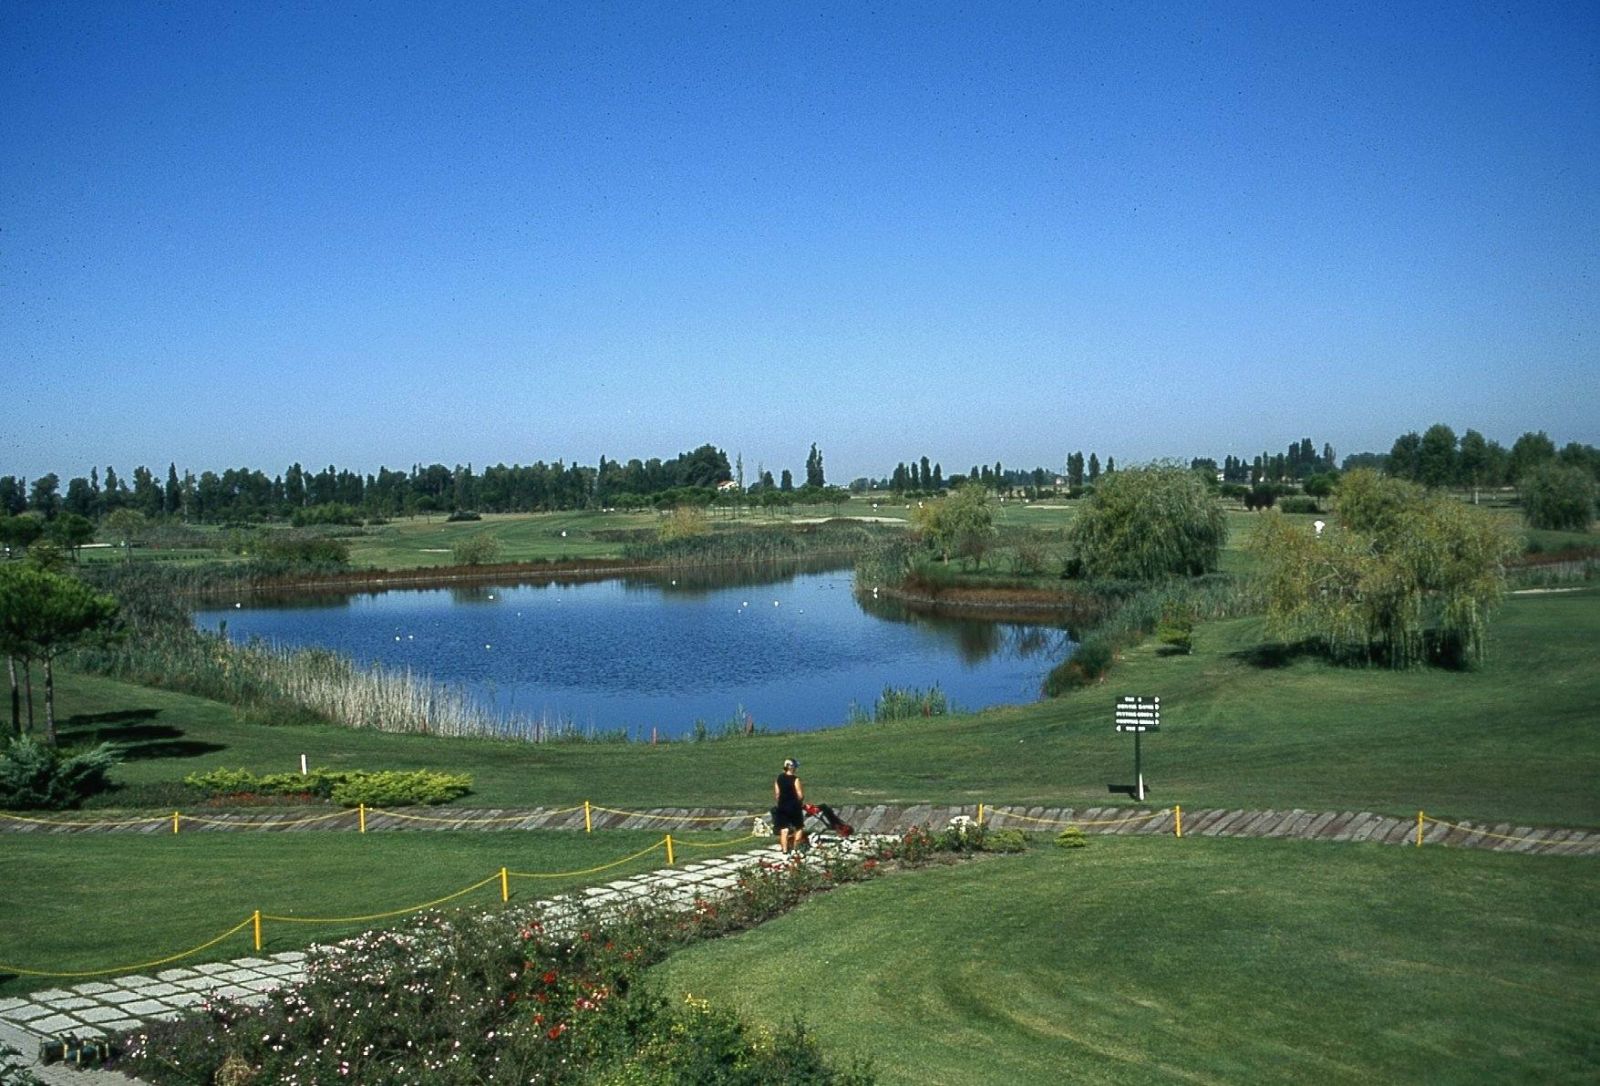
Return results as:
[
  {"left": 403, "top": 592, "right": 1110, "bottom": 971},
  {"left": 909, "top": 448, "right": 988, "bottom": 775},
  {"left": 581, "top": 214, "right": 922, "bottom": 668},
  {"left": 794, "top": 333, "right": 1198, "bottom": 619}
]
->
[
  {"left": 1278, "top": 497, "right": 1320, "bottom": 515},
  {"left": 1054, "top": 827, "right": 1088, "bottom": 849},
  {"left": 182, "top": 767, "right": 472, "bottom": 807},
  {"left": 330, "top": 770, "right": 473, "bottom": 807}
]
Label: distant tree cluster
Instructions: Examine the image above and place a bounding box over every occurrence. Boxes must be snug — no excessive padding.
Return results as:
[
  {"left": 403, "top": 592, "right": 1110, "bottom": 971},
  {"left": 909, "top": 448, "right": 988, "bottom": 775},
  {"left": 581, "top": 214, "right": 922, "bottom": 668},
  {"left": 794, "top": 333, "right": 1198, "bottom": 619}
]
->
[
  {"left": 872, "top": 457, "right": 1061, "bottom": 496},
  {"left": 0, "top": 444, "right": 739, "bottom": 529},
  {"left": 1380, "top": 425, "right": 1599, "bottom": 495},
  {"left": 1201, "top": 439, "right": 1337, "bottom": 485},
  {"left": 1251, "top": 469, "right": 1520, "bottom": 668}
]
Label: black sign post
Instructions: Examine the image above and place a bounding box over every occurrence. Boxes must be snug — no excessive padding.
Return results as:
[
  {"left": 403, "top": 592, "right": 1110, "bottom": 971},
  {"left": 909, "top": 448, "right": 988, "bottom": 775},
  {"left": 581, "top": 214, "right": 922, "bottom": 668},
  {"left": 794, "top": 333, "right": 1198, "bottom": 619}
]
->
[{"left": 1110, "top": 696, "right": 1160, "bottom": 801}]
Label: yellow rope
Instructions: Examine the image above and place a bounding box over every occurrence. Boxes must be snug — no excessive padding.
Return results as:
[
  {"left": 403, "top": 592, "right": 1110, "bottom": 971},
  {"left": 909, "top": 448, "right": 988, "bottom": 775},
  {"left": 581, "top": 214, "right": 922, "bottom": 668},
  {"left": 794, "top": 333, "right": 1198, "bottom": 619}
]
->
[
  {"left": 990, "top": 807, "right": 1169, "bottom": 828},
  {"left": 672, "top": 831, "right": 761, "bottom": 850},
  {"left": 586, "top": 805, "right": 756, "bottom": 824},
  {"left": 507, "top": 840, "right": 667, "bottom": 879},
  {"left": 0, "top": 916, "right": 255, "bottom": 978},
  {"left": 1421, "top": 816, "right": 1576, "bottom": 846},
  {"left": 180, "top": 810, "right": 350, "bottom": 829},
  {"left": 366, "top": 806, "right": 583, "bottom": 825},
  {"left": 0, "top": 810, "right": 170, "bottom": 828},
  {"left": 262, "top": 873, "right": 502, "bottom": 924}
]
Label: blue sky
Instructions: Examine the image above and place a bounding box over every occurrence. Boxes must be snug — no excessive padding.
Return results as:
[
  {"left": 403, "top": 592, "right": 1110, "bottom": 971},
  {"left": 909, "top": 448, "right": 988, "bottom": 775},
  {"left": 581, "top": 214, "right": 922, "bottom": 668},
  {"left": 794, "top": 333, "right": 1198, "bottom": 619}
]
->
[{"left": 3, "top": 1, "right": 1595, "bottom": 485}]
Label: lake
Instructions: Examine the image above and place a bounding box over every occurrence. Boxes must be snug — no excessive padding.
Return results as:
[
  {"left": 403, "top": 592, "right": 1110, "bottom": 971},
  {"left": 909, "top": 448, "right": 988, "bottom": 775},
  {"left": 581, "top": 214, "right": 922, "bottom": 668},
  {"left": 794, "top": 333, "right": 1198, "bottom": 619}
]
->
[{"left": 194, "top": 565, "right": 1073, "bottom": 739}]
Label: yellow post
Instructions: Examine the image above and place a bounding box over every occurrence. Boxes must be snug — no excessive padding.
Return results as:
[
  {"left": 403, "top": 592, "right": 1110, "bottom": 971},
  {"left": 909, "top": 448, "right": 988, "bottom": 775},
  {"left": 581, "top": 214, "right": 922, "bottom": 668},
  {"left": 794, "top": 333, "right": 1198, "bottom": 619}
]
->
[
  {"left": 500, "top": 867, "right": 509, "bottom": 903},
  {"left": 359, "top": 804, "right": 366, "bottom": 834},
  {"left": 584, "top": 800, "right": 592, "bottom": 833},
  {"left": 977, "top": 802, "right": 984, "bottom": 826},
  {"left": 253, "top": 910, "right": 262, "bottom": 952},
  {"left": 1175, "top": 805, "right": 1183, "bottom": 838},
  {"left": 665, "top": 834, "right": 675, "bottom": 866},
  {"left": 1416, "top": 810, "right": 1424, "bottom": 848},
  {"left": 172, "top": 810, "right": 180, "bottom": 835}
]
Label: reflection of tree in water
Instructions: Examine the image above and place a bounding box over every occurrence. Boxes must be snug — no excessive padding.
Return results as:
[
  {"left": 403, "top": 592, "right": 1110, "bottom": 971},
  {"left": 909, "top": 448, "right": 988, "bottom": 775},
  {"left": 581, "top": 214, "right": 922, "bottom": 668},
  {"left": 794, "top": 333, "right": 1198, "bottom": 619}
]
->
[
  {"left": 449, "top": 585, "right": 501, "bottom": 605},
  {"left": 620, "top": 556, "right": 849, "bottom": 598},
  {"left": 856, "top": 591, "right": 1074, "bottom": 664}
]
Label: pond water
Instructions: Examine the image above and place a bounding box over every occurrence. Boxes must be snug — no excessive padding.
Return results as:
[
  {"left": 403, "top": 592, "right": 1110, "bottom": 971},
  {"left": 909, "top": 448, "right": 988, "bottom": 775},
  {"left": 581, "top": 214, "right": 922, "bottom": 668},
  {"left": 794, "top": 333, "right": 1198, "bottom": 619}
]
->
[{"left": 193, "top": 565, "right": 1073, "bottom": 739}]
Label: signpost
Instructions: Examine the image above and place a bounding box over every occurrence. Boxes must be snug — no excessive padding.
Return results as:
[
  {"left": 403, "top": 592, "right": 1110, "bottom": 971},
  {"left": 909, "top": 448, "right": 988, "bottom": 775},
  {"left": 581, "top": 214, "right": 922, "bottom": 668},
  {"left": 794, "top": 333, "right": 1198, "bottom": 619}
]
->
[{"left": 1109, "top": 696, "right": 1160, "bottom": 801}]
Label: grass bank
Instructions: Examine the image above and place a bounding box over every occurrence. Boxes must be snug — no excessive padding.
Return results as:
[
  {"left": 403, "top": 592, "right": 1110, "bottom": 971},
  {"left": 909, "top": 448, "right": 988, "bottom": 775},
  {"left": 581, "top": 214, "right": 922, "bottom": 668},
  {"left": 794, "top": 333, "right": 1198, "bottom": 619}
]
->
[
  {"left": 655, "top": 836, "right": 1600, "bottom": 1085},
  {"left": 36, "top": 588, "right": 1600, "bottom": 826}
]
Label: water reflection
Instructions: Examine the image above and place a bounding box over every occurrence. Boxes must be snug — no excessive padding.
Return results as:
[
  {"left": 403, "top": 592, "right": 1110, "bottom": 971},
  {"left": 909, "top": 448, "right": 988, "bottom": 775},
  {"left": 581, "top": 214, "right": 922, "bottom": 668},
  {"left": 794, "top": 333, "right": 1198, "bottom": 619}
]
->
[{"left": 195, "top": 563, "right": 1073, "bottom": 737}]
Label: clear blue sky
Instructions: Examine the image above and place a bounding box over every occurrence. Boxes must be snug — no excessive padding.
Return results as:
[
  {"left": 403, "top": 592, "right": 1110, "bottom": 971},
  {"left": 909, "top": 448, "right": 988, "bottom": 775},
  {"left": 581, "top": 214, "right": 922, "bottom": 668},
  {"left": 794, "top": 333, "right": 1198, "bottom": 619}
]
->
[{"left": 3, "top": 1, "right": 1595, "bottom": 485}]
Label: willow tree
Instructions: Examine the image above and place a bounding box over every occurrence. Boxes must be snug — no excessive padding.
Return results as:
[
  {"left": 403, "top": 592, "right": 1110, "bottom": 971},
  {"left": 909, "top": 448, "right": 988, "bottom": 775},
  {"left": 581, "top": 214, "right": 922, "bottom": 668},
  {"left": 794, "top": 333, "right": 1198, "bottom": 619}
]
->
[
  {"left": 1067, "top": 463, "right": 1227, "bottom": 580},
  {"left": 911, "top": 483, "right": 995, "bottom": 569},
  {"left": 1251, "top": 470, "right": 1519, "bottom": 667}
]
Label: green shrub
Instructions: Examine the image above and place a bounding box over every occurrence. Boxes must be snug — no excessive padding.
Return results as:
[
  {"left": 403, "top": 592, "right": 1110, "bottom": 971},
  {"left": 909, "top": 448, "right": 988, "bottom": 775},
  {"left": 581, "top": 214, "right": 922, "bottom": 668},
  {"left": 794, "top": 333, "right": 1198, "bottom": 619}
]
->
[
  {"left": 1156, "top": 601, "right": 1197, "bottom": 655},
  {"left": 329, "top": 770, "right": 473, "bottom": 807},
  {"left": 1042, "top": 637, "right": 1114, "bottom": 695},
  {"left": 1055, "top": 827, "right": 1088, "bottom": 849},
  {"left": 982, "top": 828, "right": 1028, "bottom": 853},
  {"left": 0, "top": 738, "right": 118, "bottom": 810},
  {"left": 182, "top": 767, "right": 471, "bottom": 807},
  {"left": 182, "top": 767, "right": 261, "bottom": 795},
  {"left": 873, "top": 684, "right": 948, "bottom": 721},
  {"left": 1278, "top": 497, "right": 1321, "bottom": 514}
]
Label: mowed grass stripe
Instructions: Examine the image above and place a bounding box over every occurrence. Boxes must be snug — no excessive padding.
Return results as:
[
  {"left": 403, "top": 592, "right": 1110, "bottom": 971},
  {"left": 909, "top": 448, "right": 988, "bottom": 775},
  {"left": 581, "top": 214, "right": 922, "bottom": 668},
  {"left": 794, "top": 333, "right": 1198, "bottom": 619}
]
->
[{"left": 654, "top": 836, "right": 1600, "bottom": 1086}]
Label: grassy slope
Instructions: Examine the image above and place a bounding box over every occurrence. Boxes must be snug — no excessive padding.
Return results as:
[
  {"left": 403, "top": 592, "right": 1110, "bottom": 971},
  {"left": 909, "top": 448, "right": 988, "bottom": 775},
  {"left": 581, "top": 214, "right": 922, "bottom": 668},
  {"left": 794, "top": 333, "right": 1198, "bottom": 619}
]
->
[
  {"left": 0, "top": 830, "right": 749, "bottom": 995},
  {"left": 655, "top": 837, "right": 1600, "bottom": 1086},
  {"left": 48, "top": 588, "right": 1600, "bottom": 826}
]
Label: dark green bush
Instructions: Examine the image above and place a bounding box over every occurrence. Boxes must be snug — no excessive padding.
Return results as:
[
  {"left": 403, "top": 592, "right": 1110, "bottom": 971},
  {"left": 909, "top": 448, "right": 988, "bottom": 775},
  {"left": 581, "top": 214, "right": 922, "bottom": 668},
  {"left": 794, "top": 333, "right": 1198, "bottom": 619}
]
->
[
  {"left": 0, "top": 738, "right": 118, "bottom": 810},
  {"left": 1042, "top": 636, "right": 1114, "bottom": 695},
  {"left": 1278, "top": 497, "right": 1321, "bottom": 515}
]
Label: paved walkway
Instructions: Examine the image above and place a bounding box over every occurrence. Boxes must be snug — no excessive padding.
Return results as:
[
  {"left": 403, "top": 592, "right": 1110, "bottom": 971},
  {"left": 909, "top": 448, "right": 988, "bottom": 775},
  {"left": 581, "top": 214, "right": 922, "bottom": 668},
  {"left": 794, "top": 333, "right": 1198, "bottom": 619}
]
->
[{"left": 2, "top": 804, "right": 1593, "bottom": 1081}]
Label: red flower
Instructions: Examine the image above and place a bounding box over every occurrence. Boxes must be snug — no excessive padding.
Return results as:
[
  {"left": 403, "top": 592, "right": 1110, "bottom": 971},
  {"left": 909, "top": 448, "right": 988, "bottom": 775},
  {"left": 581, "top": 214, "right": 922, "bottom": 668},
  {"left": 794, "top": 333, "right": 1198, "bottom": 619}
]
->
[{"left": 542, "top": 970, "right": 558, "bottom": 985}]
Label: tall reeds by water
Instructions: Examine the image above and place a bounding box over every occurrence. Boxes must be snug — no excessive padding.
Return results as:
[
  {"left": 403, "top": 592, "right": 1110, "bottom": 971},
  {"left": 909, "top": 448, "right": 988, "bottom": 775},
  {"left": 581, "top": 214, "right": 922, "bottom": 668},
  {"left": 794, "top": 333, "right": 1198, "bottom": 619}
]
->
[{"left": 71, "top": 621, "right": 604, "bottom": 743}]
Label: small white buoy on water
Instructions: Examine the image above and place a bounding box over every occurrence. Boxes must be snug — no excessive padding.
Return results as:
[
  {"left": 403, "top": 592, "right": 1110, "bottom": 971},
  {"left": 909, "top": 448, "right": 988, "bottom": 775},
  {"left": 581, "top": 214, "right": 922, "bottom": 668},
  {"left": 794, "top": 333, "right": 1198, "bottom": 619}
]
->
[
  {"left": 485, "top": 644, "right": 492, "bottom": 650},
  {"left": 234, "top": 602, "right": 242, "bottom": 608},
  {"left": 488, "top": 594, "right": 495, "bottom": 600}
]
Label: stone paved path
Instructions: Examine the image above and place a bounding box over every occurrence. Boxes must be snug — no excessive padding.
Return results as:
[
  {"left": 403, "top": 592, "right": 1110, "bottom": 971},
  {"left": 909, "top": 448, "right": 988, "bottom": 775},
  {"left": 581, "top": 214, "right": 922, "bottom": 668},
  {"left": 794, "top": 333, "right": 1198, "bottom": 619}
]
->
[{"left": 2, "top": 804, "right": 1593, "bottom": 1081}]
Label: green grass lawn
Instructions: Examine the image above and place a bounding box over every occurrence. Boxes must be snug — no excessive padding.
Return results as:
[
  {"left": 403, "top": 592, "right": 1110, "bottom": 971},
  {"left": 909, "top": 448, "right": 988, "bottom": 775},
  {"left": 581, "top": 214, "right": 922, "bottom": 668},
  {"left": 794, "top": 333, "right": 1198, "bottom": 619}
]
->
[
  {"left": 0, "top": 829, "right": 751, "bottom": 995},
  {"left": 655, "top": 836, "right": 1600, "bottom": 1085},
  {"left": 345, "top": 510, "right": 658, "bottom": 568},
  {"left": 46, "top": 588, "right": 1600, "bottom": 827}
]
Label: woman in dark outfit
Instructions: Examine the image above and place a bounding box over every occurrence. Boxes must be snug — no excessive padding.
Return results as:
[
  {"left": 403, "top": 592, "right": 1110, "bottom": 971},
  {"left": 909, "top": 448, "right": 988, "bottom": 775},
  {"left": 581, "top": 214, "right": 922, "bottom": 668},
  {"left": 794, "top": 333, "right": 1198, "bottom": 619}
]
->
[{"left": 774, "top": 758, "right": 805, "bottom": 853}]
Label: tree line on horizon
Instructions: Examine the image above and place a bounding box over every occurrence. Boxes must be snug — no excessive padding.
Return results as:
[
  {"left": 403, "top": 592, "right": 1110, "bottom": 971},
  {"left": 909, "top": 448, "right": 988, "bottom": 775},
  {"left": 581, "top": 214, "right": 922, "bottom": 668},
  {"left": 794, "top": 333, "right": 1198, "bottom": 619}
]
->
[{"left": 2, "top": 425, "right": 1595, "bottom": 534}]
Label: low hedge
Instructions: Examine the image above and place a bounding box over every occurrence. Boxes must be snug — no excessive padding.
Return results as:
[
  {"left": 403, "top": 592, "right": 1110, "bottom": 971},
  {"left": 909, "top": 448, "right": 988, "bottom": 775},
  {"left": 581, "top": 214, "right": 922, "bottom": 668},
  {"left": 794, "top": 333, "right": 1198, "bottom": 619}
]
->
[{"left": 183, "top": 767, "right": 472, "bottom": 807}]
